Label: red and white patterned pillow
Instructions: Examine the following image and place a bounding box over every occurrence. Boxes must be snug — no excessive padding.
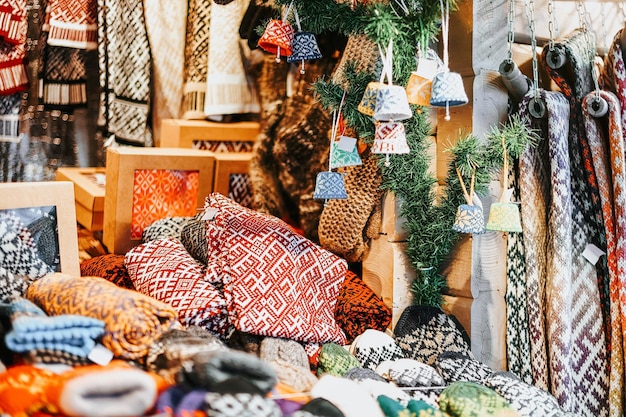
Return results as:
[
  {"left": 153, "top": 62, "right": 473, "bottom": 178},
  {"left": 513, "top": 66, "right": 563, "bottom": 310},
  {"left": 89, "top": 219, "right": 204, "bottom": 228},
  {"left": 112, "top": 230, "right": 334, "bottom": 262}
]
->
[
  {"left": 204, "top": 193, "right": 348, "bottom": 345},
  {"left": 124, "top": 238, "right": 229, "bottom": 336}
]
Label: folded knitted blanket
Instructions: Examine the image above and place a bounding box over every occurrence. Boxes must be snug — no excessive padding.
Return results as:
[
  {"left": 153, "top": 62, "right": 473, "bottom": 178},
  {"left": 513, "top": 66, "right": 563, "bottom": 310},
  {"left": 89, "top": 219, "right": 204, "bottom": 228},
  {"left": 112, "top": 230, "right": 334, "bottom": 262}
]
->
[
  {"left": 5, "top": 297, "right": 105, "bottom": 362},
  {"left": 26, "top": 273, "right": 180, "bottom": 360}
]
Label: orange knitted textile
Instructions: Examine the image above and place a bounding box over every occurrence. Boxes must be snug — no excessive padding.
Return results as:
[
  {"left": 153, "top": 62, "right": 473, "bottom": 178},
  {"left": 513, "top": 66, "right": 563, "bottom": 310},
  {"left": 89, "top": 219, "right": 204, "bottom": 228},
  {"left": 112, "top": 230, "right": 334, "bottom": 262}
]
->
[{"left": 0, "top": 365, "right": 57, "bottom": 416}]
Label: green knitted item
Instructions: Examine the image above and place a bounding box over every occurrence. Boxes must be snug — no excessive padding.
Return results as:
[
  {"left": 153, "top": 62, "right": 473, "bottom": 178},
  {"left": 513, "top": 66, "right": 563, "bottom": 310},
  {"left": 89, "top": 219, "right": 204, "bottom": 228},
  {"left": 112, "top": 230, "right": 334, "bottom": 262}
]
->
[
  {"left": 377, "top": 395, "right": 414, "bottom": 417},
  {"left": 438, "top": 382, "right": 522, "bottom": 417},
  {"left": 317, "top": 342, "right": 360, "bottom": 377}
]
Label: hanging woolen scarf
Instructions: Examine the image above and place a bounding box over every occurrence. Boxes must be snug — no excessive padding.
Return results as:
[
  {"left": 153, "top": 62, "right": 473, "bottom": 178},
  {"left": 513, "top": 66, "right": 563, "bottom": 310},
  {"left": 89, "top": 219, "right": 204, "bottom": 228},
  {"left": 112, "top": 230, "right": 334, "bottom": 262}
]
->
[
  {"left": 581, "top": 90, "right": 625, "bottom": 415},
  {"left": 100, "top": 0, "right": 152, "bottom": 145},
  {"left": 0, "top": 0, "right": 28, "bottom": 96},
  {"left": 40, "top": 45, "right": 88, "bottom": 108},
  {"left": 46, "top": 0, "right": 97, "bottom": 50},
  {"left": 0, "top": 0, "right": 27, "bottom": 44},
  {"left": 204, "top": 0, "right": 258, "bottom": 117},
  {"left": 502, "top": 160, "right": 533, "bottom": 386},
  {"left": 599, "top": 28, "right": 626, "bottom": 134},
  {"left": 143, "top": 0, "right": 186, "bottom": 143},
  {"left": 541, "top": 29, "right": 609, "bottom": 416},
  {"left": 181, "top": 0, "right": 211, "bottom": 120}
]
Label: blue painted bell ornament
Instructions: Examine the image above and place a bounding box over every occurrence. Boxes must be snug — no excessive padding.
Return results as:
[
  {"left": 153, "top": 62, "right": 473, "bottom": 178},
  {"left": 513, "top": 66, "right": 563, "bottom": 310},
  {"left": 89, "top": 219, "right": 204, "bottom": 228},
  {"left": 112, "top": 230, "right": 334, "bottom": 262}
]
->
[
  {"left": 313, "top": 171, "right": 348, "bottom": 201},
  {"left": 429, "top": 71, "right": 468, "bottom": 120},
  {"left": 374, "top": 84, "right": 413, "bottom": 121},
  {"left": 453, "top": 204, "right": 486, "bottom": 234},
  {"left": 287, "top": 31, "right": 322, "bottom": 73}
]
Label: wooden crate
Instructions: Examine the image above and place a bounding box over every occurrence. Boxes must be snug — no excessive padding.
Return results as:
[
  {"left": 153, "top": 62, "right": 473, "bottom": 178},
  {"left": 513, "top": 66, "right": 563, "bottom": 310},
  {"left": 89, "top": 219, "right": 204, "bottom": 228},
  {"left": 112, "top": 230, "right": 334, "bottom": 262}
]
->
[
  {"left": 56, "top": 167, "right": 106, "bottom": 232},
  {"left": 160, "top": 118, "right": 260, "bottom": 149},
  {"left": 103, "top": 147, "right": 215, "bottom": 254}
]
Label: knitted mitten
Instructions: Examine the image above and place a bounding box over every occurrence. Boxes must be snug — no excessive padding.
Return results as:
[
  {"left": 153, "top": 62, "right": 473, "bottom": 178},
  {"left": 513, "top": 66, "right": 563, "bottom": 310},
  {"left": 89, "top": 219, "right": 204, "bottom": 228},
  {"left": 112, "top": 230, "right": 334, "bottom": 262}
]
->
[
  {"left": 349, "top": 329, "right": 403, "bottom": 371},
  {"left": 317, "top": 342, "right": 360, "bottom": 377},
  {"left": 438, "top": 381, "right": 522, "bottom": 417}
]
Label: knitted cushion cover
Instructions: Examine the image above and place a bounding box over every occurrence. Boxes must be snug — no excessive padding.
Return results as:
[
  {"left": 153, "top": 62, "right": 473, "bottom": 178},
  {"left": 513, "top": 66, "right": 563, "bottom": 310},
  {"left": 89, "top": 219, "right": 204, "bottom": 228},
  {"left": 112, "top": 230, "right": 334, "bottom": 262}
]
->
[
  {"left": 204, "top": 193, "right": 347, "bottom": 344},
  {"left": 542, "top": 29, "right": 610, "bottom": 415},
  {"left": 581, "top": 89, "right": 626, "bottom": 413},
  {"left": 26, "top": 273, "right": 180, "bottom": 360},
  {"left": 124, "top": 237, "right": 230, "bottom": 336},
  {"left": 79, "top": 254, "right": 135, "bottom": 290},
  {"left": 334, "top": 269, "right": 391, "bottom": 343}
]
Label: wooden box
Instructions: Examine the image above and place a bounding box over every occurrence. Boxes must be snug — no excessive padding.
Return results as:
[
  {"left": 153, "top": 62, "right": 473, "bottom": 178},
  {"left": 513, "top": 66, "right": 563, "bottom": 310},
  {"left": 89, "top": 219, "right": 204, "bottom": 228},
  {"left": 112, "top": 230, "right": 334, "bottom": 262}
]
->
[
  {"left": 103, "top": 147, "right": 215, "bottom": 255},
  {"left": 56, "top": 167, "right": 106, "bottom": 231},
  {"left": 160, "top": 119, "right": 260, "bottom": 150},
  {"left": 0, "top": 181, "right": 80, "bottom": 276}
]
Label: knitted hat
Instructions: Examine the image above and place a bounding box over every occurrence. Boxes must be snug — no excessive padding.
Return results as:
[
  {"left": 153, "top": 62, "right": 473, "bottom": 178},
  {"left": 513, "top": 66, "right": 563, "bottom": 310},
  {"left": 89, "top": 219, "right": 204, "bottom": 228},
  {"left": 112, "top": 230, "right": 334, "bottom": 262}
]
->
[
  {"left": 79, "top": 254, "right": 135, "bottom": 290},
  {"left": 317, "top": 342, "right": 360, "bottom": 377},
  {"left": 393, "top": 305, "right": 472, "bottom": 366},
  {"left": 260, "top": 337, "right": 318, "bottom": 392},
  {"left": 438, "top": 381, "right": 522, "bottom": 417},
  {"left": 436, "top": 351, "right": 492, "bottom": 384},
  {"left": 5, "top": 297, "right": 106, "bottom": 363},
  {"left": 483, "top": 371, "right": 572, "bottom": 417},
  {"left": 180, "top": 216, "right": 209, "bottom": 264},
  {"left": 311, "top": 374, "right": 385, "bottom": 417},
  {"left": 141, "top": 216, "right": 193, "bottom": 242},
  {"left": 144, "top": 326, "right": 227, "bottom": 385},
  {"left": 349, "top": 329, "right": 404, "bottom": 370},
  {"left": 202, "top": 376, "right": 283, "bottom": 417},
  {"left": 182, "top": 348, "right": 278, "bottom": 395},
  {"left": 334, "top": 270, "right": 392, "bottom": 343},
  {"left": 379, "top": 358, "right": 445, "bottom": 388}
]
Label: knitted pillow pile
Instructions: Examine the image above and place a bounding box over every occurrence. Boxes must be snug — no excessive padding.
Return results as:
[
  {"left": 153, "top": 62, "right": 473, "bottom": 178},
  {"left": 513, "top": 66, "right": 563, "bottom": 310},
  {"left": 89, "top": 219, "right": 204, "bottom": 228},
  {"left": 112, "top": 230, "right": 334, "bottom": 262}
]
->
[
  {"left": 204, "top": 193, "right": 347, "bottom": 344},
  {"left": 125, "top": 237, "right": 229, "bottom": 336},
  {"left": 334, "top": 269, "right": 391, "bottom": 343}
]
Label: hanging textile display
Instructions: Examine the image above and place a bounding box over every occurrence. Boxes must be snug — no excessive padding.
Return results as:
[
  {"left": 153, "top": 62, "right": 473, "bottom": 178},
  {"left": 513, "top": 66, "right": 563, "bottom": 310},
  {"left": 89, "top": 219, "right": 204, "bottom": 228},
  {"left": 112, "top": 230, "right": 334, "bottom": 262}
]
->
[
  {"left": 204, "top": 0, "right": 259, "bottom": 117},
  {"left": 98, "top": 0, "right": 152, "bottom": 146},
  {"left": 581, "top": 89, "right": 626, "bottom": 415},
  {"left": 143, "top": 0, "right": 187, "bottom": 144},
  {"left": 0, "top": 93, "right": 22, "bottom": 181},
  {"left": 45, "top": 0, "right": 97, "bottom": 50},
  {"left": 181, "top": 0, "right": 211, "bottom": 120},
  {"left": 40, "top": 46, "right": 88, "bottom": 108},
  {"left": 541, "top": 28, "right": 609, "bottom": 416},
  {"left": 599, "top": 27, "right": 626, "bottom": 135}
]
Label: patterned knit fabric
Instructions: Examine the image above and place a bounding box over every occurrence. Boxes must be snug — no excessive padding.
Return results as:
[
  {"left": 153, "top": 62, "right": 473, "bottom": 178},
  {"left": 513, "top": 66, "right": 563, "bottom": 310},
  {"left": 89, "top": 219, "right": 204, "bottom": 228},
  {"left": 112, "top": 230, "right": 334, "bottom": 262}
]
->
[
  {"left": 46, "top": 0, "right": 97, "bottom": 49},
  {"left": 0, "top": 212, "right": 52, "bottom": 279},
  {"left": 181, "top": 0, "right": 211, "bottom": 119},
  {"left": 0, "top": 0, "right": 27, "bottom": 44},
  {"left": 599, "top": 28, "right": 626, "bottom": 135},
  {"left": 0, "top": 364, "right": 57, "bottom": 415},
  {"left": 79, "top": 254, "right": 135, "bottom": 290},
  {"left": 125, "top": 237, "right": 230, "bottom": 335},
  {"left": 204, "top": 193, "right": 348, "bottom": 344},
  {"left": 143, "top": 0, "right": 186, "bottom": 142},
  {"left": 99, "top": 0, "right": 152, "bottom": 145},
  {"left": 180, "top": 216, "right": 209, "bottom": 264},
  {"left": 317, "top": 342, "right": 361, "bottom": 377},
  {"left": 318, "top": 148, "right": 383, "bottom": 262},
  {"left": 141, "top": 216, "right": 193, "bottom": 243},
  {"left": 435, "top": 350, "right": 493, "bottom": 384},
  {"left": 26, "top": 273, "right": 180, "bottom": 360},
  {"left": 204, "top": 0, "right": 258, "bottom": 116},
  {"left": 384, "top": 358, "right": 445, "bottom": 388},
  {"left": 0, "top": 93, "right": 20, "bottom": 152},
  {"left": 349, "top": 329, "right": 403, "bottom": 371},
  {"left": 438, "top": 381, "right": 522, "bottom": 417},
  {"left": 0, "top": 266, "right": 30, "bottom": 302},
  {"left": 394, "top": 305, "right": 473, "bottom": 367},
  {"left": 0, "top": 0, "right": 27, "bottom": 95},
  {"left": 40, "top": 45, "right": 88, "bottom": 108},
  {"left": 333, "top": 269, "right": 391, "bottom": 343},
  {"left": 581, "top": 90, "right": 626, "bottom": 415},
  {"left": 541, "top": 29, "right": 610, "bottom": 416}
]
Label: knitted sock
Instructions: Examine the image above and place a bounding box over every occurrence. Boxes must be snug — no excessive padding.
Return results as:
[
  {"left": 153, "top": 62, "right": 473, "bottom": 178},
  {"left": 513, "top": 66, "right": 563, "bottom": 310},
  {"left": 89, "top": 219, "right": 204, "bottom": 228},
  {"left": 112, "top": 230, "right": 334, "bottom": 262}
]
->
[
  {"left": 181, "top": 349, "right": 278, "bottom": 395},
  {"left": 435, "top": 351, "right": 492, "bottom": 384},
  {"left": 181, "top": 0, "right": 211, "bottom": 119},
  {"left": 26, "top": 273, "right": 180, "bottom": 361},
  {"left": 259, "top": 337, "right": 318, "bottom": 392},
  {"left": 202, "top": 376, "right": 283, "bottom": 417},
  {"left": 349, "top": 329, "right": 403, "bottom": 371},
  {"left": 144, "top": 326, "right": 227, "bottom": 385},
  {"left": 483, "top": 371, "right": 574, "bottom": 417},
  {"left": 79, "top": 254, "right": 135, "bottom": 290},
  {"left": 393, "top": 305, "right": 472, "bottom": 366},
  {"left": 317, "top": 342, "right": 360, "bottom": 377},
  {"left": 334, "top": 270, "right": 392, "bottom": 344},
  {"left": 46, "top": 0, "right": 97, "bottom": 49},
  {"left": 141, "top": 216, "right": 193, "bottom": 243},
  {"left": 438, "top": 381, "right": 521, "bottom": 417}
]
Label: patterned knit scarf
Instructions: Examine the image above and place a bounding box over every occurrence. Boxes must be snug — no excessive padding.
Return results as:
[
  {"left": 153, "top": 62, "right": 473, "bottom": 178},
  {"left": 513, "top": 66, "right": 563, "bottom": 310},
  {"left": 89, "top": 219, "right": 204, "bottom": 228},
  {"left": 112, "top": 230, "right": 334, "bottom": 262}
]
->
[
  {"left": 181, "top": 0, "right": 211, "bottom": 120},
  {"left": 542, "top": 29, "right": 610, "bottom": 416},
  {"left": 0, "top": 0, "right": 28, "bottom": 95},
  {"left": 40, "top": 45, "right": 88, "bottom": 108},
  {"left": 143, "top": 0, "right": 186, "bottom": 143},
  {"left": 98, "top": 0, "right": 152, "bottom": 145},
  {"left": 204, "top": 0, "right": 258, "bottom": 117},
  {"left": 599, "top": 28, "right": 626, "bottom": 134},
  {"left": 581, "top": 90, "right": 625, "bottom": 416},
  {"left": 46, "top": 0, "right": 97, "bottom": 50}
]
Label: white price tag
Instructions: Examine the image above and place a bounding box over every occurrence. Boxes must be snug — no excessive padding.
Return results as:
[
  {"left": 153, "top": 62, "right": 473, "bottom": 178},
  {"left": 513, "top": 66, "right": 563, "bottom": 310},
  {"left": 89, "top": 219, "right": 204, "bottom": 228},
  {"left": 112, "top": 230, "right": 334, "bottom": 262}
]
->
[
  {"left": 201, "top": 207, "right": 219, "bottom": 221},
  {"left": 337, "top": 135, "right": 357, "bottom": 152},
  {"left": 88, "top": 343, "right": 114, "bottom": 366},
  {"left": 415, "top": 58, "right": 439, "bottom": 80},
  {"left": 582, "top": 243, "right": 605, "bottom": 265}
]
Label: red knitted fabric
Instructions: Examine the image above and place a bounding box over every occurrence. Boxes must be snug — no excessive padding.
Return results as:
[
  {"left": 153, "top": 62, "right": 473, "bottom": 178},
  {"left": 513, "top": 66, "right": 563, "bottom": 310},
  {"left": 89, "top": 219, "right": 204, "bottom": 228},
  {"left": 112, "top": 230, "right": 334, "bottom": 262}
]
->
[
  {"left": 0, "top": 0, "right": 27, "bottom": 94},
  {"left": 46, "top": 0, "right": 97, "bottom": 50}
]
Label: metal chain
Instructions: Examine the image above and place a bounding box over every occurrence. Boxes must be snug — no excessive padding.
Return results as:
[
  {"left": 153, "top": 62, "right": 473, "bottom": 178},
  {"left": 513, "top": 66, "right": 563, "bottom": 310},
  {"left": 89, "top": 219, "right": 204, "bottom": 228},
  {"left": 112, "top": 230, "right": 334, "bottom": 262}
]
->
[
  {"left": 524, "top": 0, "right": 540, "bottom": 98},
  {"left": 506, "top": 0, "right": 515, "bottom": 63},
  {"left": 547, "top": 0, "right": 555, "bottom": 51},
  {"left": 577, "top": 0, "right": 600, "bottom": 95}
]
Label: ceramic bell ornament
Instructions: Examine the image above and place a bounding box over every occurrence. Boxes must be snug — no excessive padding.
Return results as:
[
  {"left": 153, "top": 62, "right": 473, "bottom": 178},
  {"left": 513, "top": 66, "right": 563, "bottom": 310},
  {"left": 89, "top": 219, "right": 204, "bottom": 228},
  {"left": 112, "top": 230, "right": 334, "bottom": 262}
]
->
[
  {"left": 258, "top": 2, "right": 295, "bottom": 62},
  {"left": 452, "top": 167, "right": 485, "bottom": 234},
  {"left": 373, "top": 40, "right": 413, "bottom": 122},
  {"left": 372, "top": 121, "right": 410, "bottom": 166},
  {"left": 429, "top": 0, "right": 468, "bottom": 120},
  {"left": 486, "top": 135, "right": 522, "bottom": 232},
  {"left": 286, "top": 8, "right": 322, "bottom": 74},
  {"left": 314, "top": 98, "right": 349, "bottom": 203},
  {"left": 357, "top": 42, "right": 393, "bottom": 116},
  {"left": 406, "top": 47, "right": 441, "bottom": 106}
]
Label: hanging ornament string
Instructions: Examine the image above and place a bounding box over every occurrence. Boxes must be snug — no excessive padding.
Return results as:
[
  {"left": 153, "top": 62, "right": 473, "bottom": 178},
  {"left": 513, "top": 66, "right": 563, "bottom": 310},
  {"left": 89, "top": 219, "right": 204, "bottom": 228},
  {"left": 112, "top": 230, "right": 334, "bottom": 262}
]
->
[
  {"left": 377, "top": 39, "right": 394, "bottom": 86},
  {"left": 499, "top": 0, "right": 530, "bottom": 100},
  {"left": 439, "top": 0, "right": 450, "bottom": 72},
  {"left": 328, "top": 91, "right": 347, "bottom": 172},
  {"left": 456, "top": 166, "right": 476, "bottom": 206},
  {"left": 276, "top": 1, "right": 294, "bottom": 62},
  {"left": 524, "top": 0, "right": 546, "bottom": 118}
]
